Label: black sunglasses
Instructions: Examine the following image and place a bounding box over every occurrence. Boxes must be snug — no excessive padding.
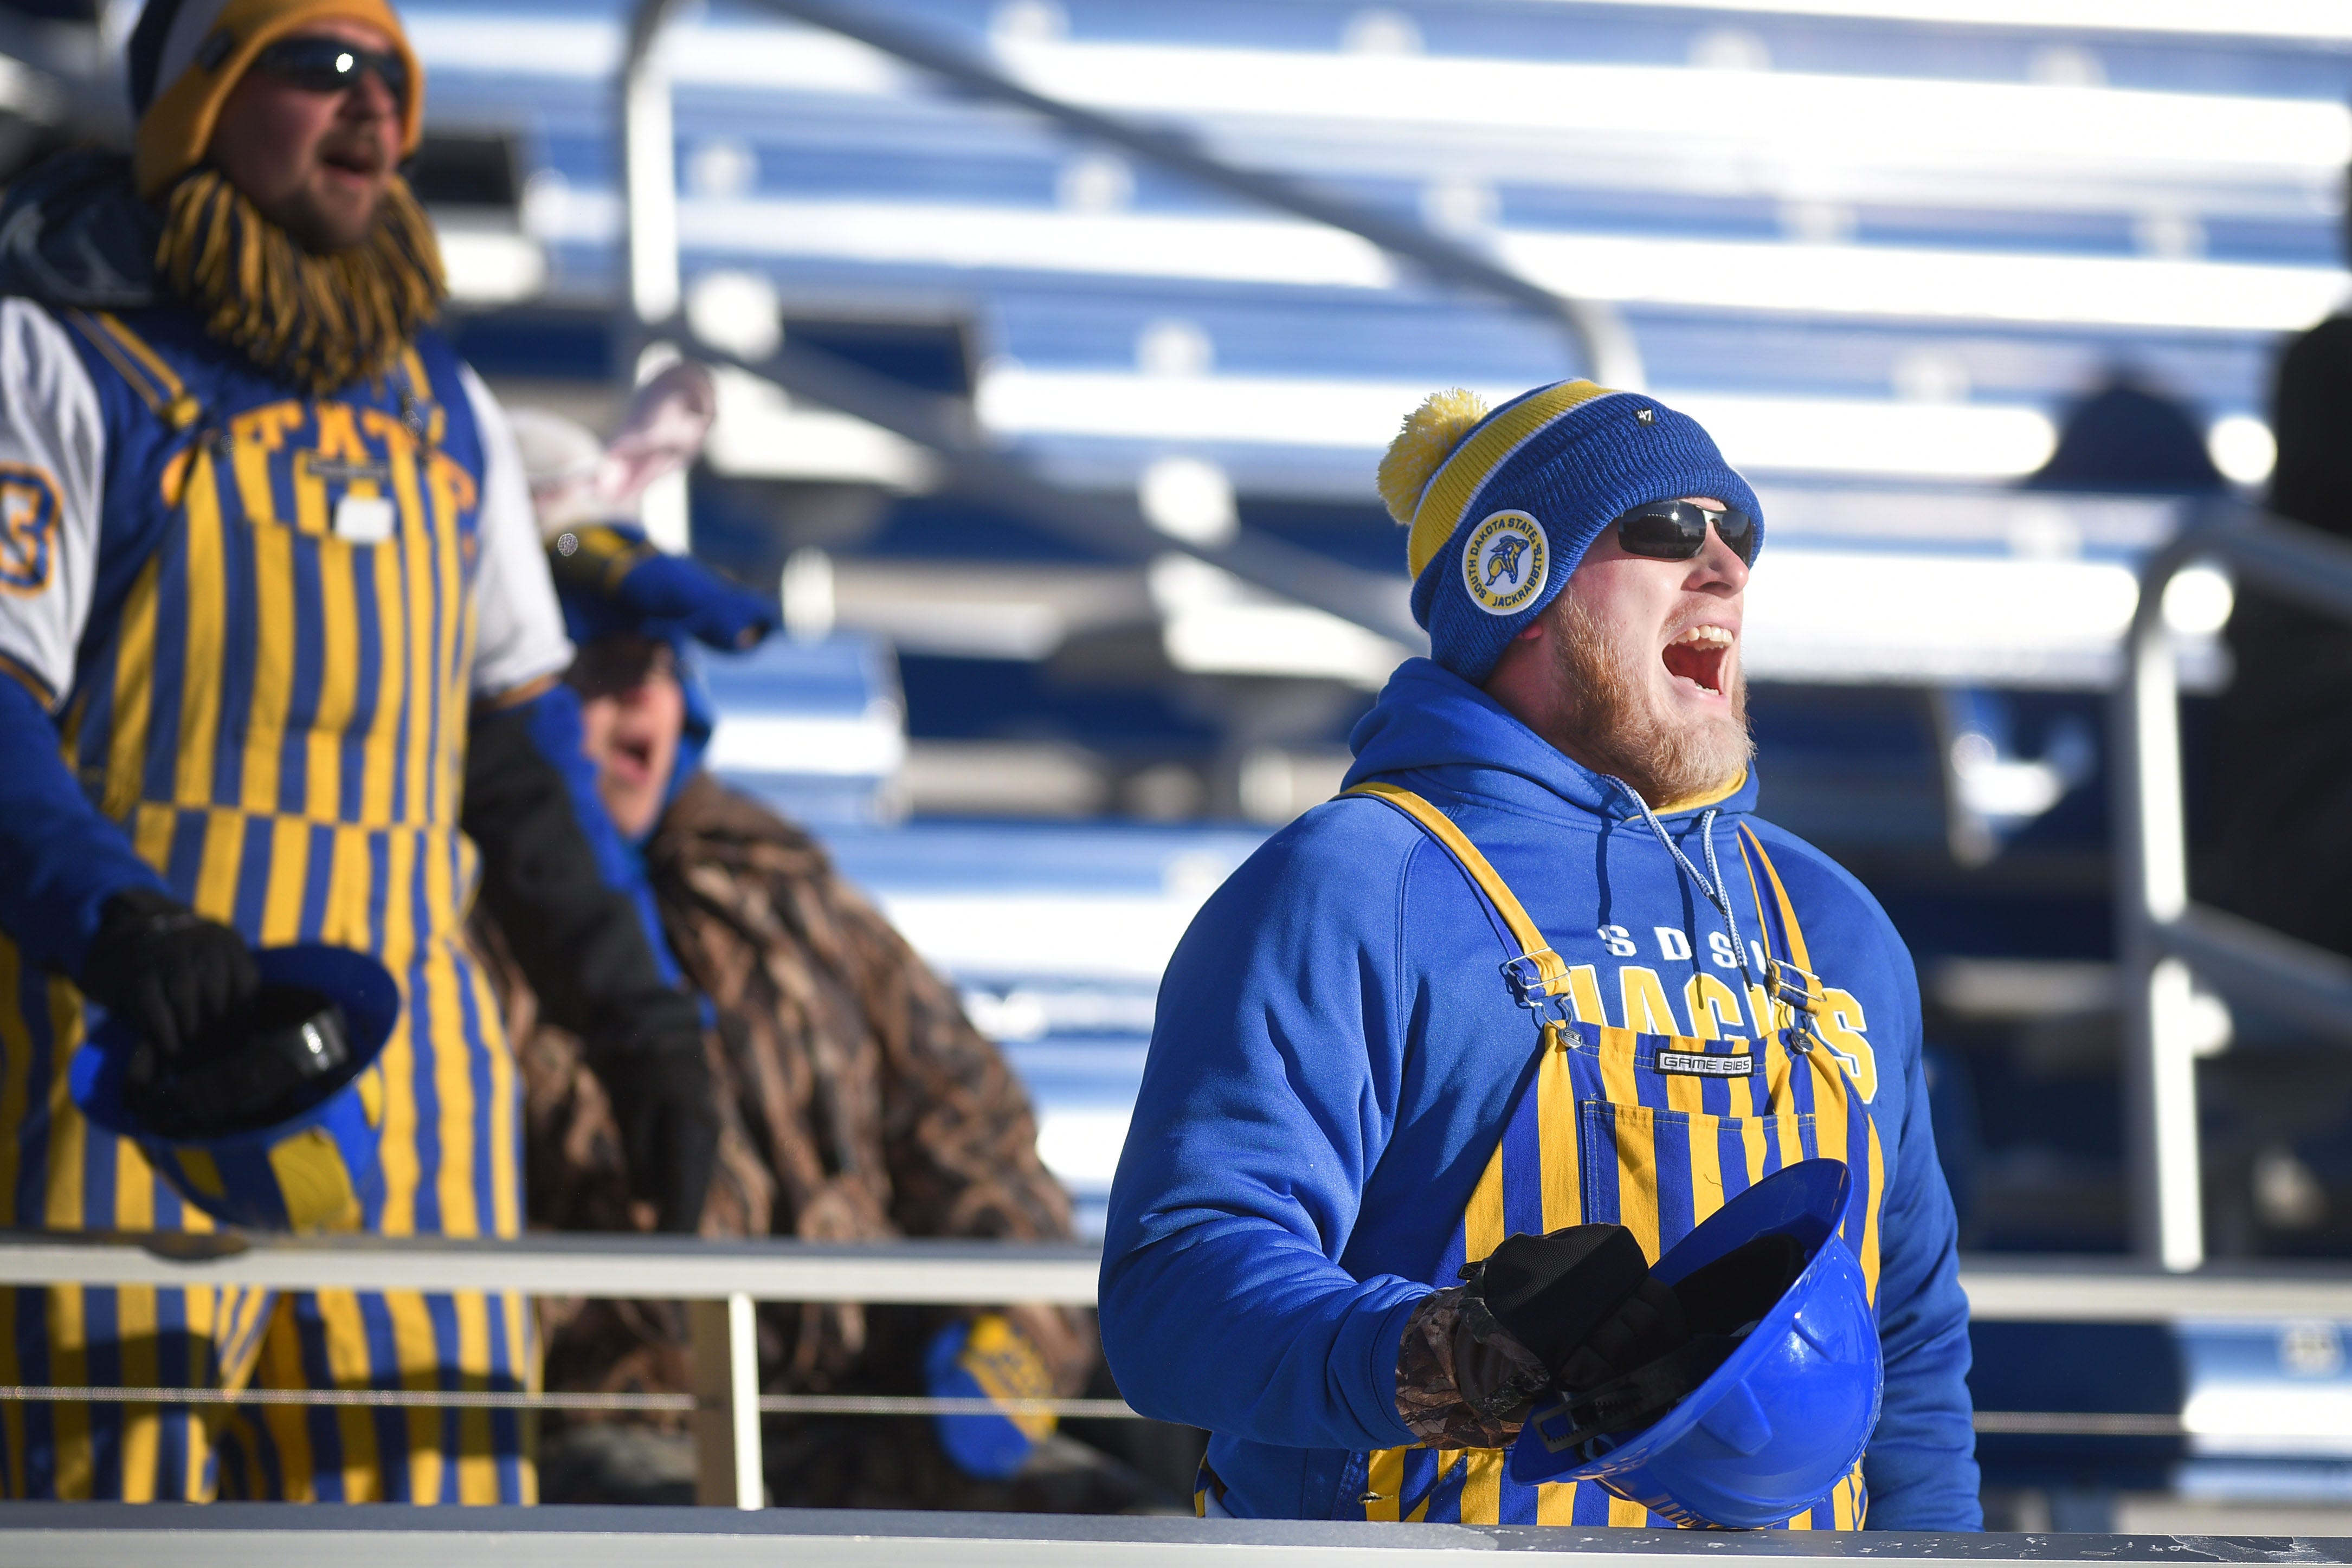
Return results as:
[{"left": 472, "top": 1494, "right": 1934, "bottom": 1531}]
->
[
  {"left": 1614, "top": 500, "right": 1756, "bottom": 566},
  {"left": 252, "top": 36, "right": 409, "bottom": 109}
]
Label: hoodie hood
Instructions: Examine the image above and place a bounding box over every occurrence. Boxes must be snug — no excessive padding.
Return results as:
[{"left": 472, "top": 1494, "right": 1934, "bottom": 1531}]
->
[
  {"left": 1343, "top": 657, "right": 1758, "bottom": 824},
  {"left": 0, "top": 152, "right": 164, "bottom": 309},
  {"left": 662, "top": 643, "right": 717, "bottom": 840}
]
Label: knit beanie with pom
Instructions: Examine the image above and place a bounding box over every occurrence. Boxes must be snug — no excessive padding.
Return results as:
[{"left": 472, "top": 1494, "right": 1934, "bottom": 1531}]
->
[{"left": 1378, "top": 380, "right": 1763, "bottom": 683}]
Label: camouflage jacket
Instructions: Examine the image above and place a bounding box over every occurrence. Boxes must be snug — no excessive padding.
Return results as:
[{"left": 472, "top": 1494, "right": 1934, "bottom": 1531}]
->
[{"left": 475, "top": 769, "right": 1091, "bottom": 1404}]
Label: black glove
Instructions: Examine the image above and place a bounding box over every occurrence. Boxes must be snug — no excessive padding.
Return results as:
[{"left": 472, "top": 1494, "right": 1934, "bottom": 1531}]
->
[
  {"left": 78, "top": 888, "right": 260, "bottom": 1060},
  {"left": 1469, "top": 1223, "right": 1689, "bottom": 1394},
  {"left": 590, "top": 1028, "right": 720, "bottom": 1234}
]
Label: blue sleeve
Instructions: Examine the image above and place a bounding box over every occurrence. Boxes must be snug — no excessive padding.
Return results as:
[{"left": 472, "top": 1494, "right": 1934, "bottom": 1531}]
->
[
  {"left": 1099, "top": 821, "right": 1428, "bottom": 1453},
  {"left": 511, "top": 681, "right": 685, "bottom": 992},
  {"left": 0, "top": 673, "right": 168, "bottom": 976},
  {"left": 1860, "top": 943, "right": 1982, "bottom": 1531}
]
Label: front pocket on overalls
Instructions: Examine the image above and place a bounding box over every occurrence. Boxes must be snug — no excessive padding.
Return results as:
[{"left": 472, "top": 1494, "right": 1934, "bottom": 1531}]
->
[{"left": 1575, "top": 1098, "right": 1816, "bottom": 1260}]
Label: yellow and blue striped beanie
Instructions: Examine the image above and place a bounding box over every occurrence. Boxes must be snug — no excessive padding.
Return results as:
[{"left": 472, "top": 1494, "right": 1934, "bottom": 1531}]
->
[{"left": 1380, "top": 379, "right": 1762, "bottom": 682}]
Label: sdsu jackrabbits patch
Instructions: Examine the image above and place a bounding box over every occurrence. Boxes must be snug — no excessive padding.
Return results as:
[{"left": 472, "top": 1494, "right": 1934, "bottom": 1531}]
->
[{"left": 1463, "top": 510, "right": 1546, "bottom": 616}]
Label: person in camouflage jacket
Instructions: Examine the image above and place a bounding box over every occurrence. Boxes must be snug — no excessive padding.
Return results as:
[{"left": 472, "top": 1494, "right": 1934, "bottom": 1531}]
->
[
  {"left": 466, "top": 487, "right": 1127, "bottom": 1506},
  {"left": 478, "top": 733, "right": 1105, "bottom": 1507}
]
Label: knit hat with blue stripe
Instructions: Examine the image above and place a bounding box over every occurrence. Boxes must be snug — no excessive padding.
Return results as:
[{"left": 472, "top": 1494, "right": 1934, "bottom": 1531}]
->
[{"left": 1379, "top": 380, "right": 1763, "bottom": 683}]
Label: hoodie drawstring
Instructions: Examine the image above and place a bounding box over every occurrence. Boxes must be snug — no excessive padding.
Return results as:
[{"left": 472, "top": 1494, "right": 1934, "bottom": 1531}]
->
[{"left": 1607, "top": 780, "right": 1753, "bottom": 978}]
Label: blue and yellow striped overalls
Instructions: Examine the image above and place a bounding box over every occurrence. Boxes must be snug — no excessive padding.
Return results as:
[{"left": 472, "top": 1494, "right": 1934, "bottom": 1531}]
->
[
  {"left": 0, "top": 307, "right": 533, "bottom": 1502},
  {"left": 1342, "top": 784, "right": 1883, "bottom": 1530}
]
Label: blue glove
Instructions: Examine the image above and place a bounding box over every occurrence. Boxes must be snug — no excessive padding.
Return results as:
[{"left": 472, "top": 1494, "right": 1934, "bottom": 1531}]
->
[
  {"left": 550, "top": 524, "right": 780, "bottom": 651},
  {"left": 924, "top": 1313, "right": 1057, "bottom": 1480}
]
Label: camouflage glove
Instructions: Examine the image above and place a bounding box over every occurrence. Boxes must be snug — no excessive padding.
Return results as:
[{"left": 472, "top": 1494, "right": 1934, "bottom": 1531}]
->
[
  {"left": 1394, "top": 1223, "right": 1690, "bottom": 1448},
  {"left": 1395, "top": 1285, "right": 1554, "bottom": 1447}
]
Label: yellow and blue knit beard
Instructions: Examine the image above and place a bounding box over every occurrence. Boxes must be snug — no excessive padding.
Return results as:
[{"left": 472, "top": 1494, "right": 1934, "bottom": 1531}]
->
[{"left": 155, "top": 166, "right": 446, "bottom": 396}]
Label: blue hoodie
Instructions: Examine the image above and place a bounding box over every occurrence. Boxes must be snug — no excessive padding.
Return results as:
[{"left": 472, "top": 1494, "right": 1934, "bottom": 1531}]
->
[{"left": 1099, "top": 659, "right": 1978, "bottom": 1529}]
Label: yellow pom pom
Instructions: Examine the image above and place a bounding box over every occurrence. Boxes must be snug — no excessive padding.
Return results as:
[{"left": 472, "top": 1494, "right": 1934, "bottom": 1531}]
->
[{"left": 1377, "top": 388, "right": 1489, "bottom": 525}]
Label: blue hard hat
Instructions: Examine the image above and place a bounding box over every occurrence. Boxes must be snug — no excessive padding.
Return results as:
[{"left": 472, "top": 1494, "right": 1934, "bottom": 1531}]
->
[
  {"left": 72, "top": 944, "right": 399, "bottom": 1233},
  {"left": 1507, "top": 1158, "right": 1883, "bottom": 1528}
]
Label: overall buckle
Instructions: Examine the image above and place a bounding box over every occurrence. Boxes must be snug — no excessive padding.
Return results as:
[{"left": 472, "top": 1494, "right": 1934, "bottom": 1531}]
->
[
  {"left": 1765, "top": 957, "right": 1831, "bottom": 1051},
  {"left": 1499, "top": 951, "right": 1572, "bottom": 1022},
  {"left": 1765, "top": 957, "right": 1824, "bottom": 1014}
]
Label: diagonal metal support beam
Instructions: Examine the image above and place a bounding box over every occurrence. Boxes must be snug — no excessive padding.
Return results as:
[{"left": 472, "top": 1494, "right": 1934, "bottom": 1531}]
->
[
  {"left": 697, "top": 0, "right": 1641, "bottom": 390},
  {"left": 620, "top": 0, "right": 1432, "bottom": 635},
  {"left": 2156, "top": 902, "right": 2352, "bottom": 1050},
  {"left": 676, "top": 320, "right": 1423, "bottom": 647}
]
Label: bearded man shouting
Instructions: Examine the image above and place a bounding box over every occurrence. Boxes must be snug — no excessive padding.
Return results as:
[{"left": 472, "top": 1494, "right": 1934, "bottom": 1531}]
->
[
  {"left": 1099, "top": 382, "right": 1979, "bottom": 1530},
  {"left": 0, "top": 0, "right": 717, "bottom": 1501}
]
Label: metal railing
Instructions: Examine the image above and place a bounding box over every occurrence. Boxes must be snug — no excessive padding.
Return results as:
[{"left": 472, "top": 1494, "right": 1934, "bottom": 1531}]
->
[
  {"left": 20, "top": 1500, "right": 2350, "bottom": 1566},
  {"left": 0, "top": 1233, "right": 1096, "bottom": 1511},
  {"left": 2116, "top": 506, "right": 2352, "bottom": 1271},
  {"left": 7, "top": 1231, "right": 2352, "bottom": 1511},
  {"left": 614, "top": 0, "right": 1633, "bottom": 628}
]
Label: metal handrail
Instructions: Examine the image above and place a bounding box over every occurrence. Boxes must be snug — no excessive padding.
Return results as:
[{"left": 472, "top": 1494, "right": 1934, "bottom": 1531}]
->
[
  {"left": 17, "top": 1501, "right": 2334, "bottom": 1564},
  {"left": 8, "top": 1231, "right": 2352, "bottom": 1508},
  {"left": 0, "top": 1230, "right": 1100, "bottom": 1301},
  {"left": 5, "top": 1231, "right": 2352, "bottom": 1319},
  {"left": 2116, "top": 505, "right": 2352, "bottom": 1270}
]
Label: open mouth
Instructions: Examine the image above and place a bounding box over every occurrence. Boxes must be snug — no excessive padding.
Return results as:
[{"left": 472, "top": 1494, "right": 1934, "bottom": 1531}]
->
[
  {"left": 1661, "top": 624, "right": 1734, "bottom": 696},
  {"left": 320, "top": 144, "right": 385, "bottom": 181},
  {"left": 608, "top": 733, "right": 657, "bottom": 786}
]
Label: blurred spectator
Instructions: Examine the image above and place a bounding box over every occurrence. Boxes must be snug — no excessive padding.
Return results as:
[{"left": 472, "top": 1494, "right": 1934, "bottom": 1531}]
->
[
  {"left": 2219, "top": 314, "right": 2352, "bottom": 956},
  {"left": 2021, "top": 369, "right": 2227, "bottom": 495},
  {"left": 475, "top": 383, "right": 1156, "bottom": 1511}
]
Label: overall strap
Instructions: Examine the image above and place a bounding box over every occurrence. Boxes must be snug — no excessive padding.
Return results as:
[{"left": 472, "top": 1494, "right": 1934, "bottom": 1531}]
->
[
  {"left": 1734, "top": 823, "right": 1828, "bottom": 1037},
  {"left": 66, "top": 311, "right": 202, "bottom": 431},
  {"left": 1344, "top": 782, "right": 1574, "bottom": 1014}
]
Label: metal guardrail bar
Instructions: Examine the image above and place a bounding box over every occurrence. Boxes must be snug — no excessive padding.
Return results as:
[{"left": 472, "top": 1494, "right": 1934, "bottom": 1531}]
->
[
  {"left": 2115, "top": 506, "right": 2352, "bottom": 1272},
  {"left": 0, "top": 1384, "right": 1135, "bottom": 1418},
  {"left": 6, "top": 1233, "right": 2352, "bottom": 1320},
  {"left": 14, "top": 1504, "right": 2352, "bottom": 1568},
  {"left": 1960, "top": 1256, "right": 2352, "bottom": 1321},
  {"left": 7, "top": 1505, "right": 2351, "bottom": 1567},
  {"left": 0, "top": 1231, "right": 1104, "bottom": 1509},
  {"left": 0, "top": 1385, "right": 2201, "bottom": 1438},
  {"left": 0, "top": 1232, "right": 1101, "bottom": 1301}
]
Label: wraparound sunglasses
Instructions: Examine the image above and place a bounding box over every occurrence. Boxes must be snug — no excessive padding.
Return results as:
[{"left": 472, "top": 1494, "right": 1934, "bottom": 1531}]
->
[
  {"left": 252, "top": 36, "right": 409, "bottom": 109},
  {"left": 1614, "top": 500, "right": 1756, "bottom": 565}
]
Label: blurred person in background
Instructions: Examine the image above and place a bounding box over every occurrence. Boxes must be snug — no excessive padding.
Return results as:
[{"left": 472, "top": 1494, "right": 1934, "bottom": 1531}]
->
[
  {"left": 480, "top": 385, "right": 1159, "bottom": 1512},
  {"left": 1100, "top": 381, "right": 1977, "bottom": 1528},
  {"left": 0, "top": 0, "right": 715, "bottom": 1501},
  {"left": 2020, "top": 370, "right": 2228, "bottom": 499},
  {"left": 2219, "top": 294, "right": 2352, "bottom": 958}
]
